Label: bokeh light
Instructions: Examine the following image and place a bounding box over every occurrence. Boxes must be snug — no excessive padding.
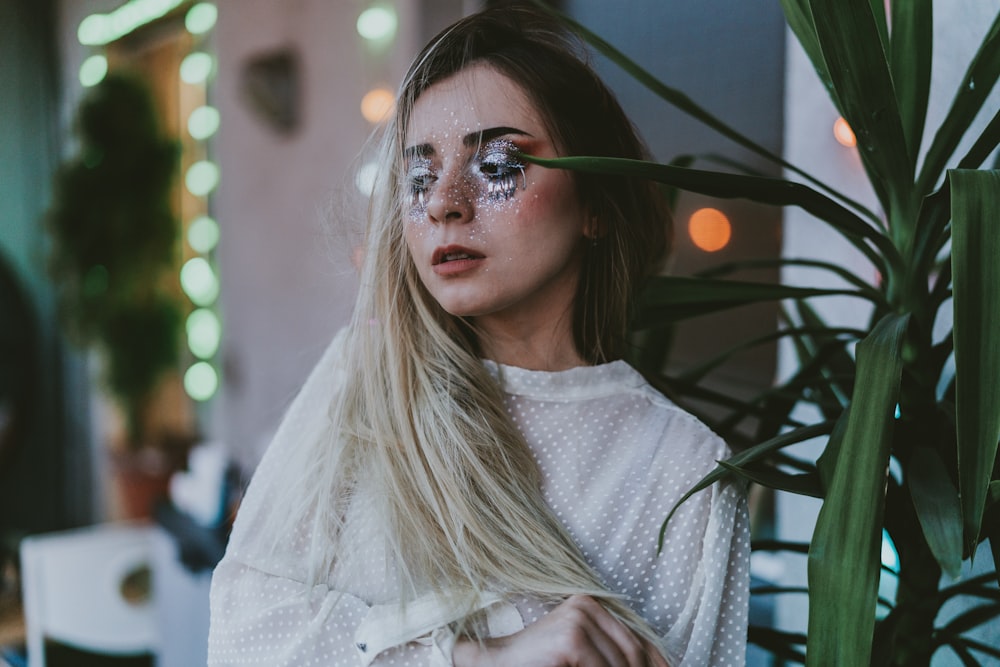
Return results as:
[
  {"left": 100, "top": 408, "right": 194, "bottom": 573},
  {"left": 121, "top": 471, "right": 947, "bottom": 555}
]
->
[
  {"left": 184, "top": 361, "right": 219, "bottom": 401},
  {"left": 186, "top": 308, "right": 222, "bottom": 359},
  {"left": 355, "top": 162, "right": 379, "bottom": 196},
  {"left": 187, "top": 215, "right": 220, "bottom": 253},
  {"left": 357, "top": 6, "right": 397, "bottom": 41},
  {"left": 185, "top": 160, "right": 220, "bottom": 197},
  {"left": 79, "top": 54, "right": 108, "bottom": 87},
  {"left": 834, "top": 117, "right": 857, "bottom": 148},
  {"left": 180, "top": 52, "right": 214, "bottom": 84},
  {"left": 180, "top": 257, "right": 220, "bottom": 306},
  {"left": 188, "top": 105, "right": 220, "bottom": 140},
  {"left": 185, "top": 3, "right": 218, "bottom": 35},
  {"left": 361, "top": 87, "right": 394, "bottom": 123},
  {"left": 688, "top": 207, "right": 732, "bottom": 252}
]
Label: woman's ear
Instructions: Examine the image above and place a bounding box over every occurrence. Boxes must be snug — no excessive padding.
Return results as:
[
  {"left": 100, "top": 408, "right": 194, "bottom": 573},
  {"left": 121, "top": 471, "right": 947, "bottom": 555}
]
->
[{"left": 584, "top": 212, "right": 604, "bottom": 240}]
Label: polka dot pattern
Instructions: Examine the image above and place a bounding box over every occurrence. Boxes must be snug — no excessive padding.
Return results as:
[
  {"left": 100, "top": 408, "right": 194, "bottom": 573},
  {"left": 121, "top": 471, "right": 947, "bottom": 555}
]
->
[{"left": 208, "top": 337, "right": 750, "bottom": 666}]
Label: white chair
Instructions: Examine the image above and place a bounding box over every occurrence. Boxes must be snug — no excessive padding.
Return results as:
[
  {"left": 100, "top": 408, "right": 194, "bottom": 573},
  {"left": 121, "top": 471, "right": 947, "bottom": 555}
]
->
[{"left": 19, "top": 523, "right": 159, "bottom": 666}]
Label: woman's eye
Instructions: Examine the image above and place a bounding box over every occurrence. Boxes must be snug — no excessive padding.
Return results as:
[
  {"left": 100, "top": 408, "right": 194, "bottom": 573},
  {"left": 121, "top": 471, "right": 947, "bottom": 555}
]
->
[
  {"left": 479, "top": 140, "right": 526, "bottom": 201},
  {"left": 406, "top": 161, "right": 436, "bottom": 206}
]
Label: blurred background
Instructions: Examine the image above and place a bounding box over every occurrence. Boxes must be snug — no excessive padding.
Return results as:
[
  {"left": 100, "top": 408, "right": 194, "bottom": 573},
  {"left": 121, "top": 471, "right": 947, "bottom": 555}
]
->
[{"left": 1, "top": 0, "right": 993, "bottom": 664}]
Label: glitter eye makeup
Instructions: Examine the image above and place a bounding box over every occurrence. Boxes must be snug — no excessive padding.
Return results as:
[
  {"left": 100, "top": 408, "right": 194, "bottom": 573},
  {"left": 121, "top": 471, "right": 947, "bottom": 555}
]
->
[
  {"left": 478, "top": 139, "right": 526, "bottom": 201},
  {"left": 405, "top": 158, "right": 435, "bottom": 207}
]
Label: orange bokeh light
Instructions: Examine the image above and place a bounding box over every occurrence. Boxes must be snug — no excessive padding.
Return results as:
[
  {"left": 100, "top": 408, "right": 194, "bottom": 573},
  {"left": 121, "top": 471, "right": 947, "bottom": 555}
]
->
[
  {"left": 688, "top": 207, "right": 732, "bottom": 252},
  {"left": 361, "top": 87, "right": 394, "bottom": 123},
  {"left": 833, "top": 117, "right": 857, "bottom": 147}
]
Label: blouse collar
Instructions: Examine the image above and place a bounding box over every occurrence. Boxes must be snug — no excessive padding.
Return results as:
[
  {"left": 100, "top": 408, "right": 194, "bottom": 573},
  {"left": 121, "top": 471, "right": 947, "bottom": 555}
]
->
[{"left": 483, "top": 359, "right": 646, "bottom": 401}]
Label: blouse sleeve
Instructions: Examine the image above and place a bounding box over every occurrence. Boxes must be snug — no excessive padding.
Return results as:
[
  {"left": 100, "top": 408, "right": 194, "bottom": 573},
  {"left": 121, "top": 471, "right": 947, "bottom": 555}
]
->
[
  {"left": 661, "top": 476, "right": 750, "bottom": 666},
  {"left": 209, "top": 555, "right": 524, "bottom": 666},
  {"left": 207, "top": 329, "right": 523, "bottom": 666}
]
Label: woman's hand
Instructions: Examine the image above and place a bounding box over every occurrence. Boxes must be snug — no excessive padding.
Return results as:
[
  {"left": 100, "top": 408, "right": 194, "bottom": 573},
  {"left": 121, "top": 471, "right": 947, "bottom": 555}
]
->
[{"left": 451, "top": 595, "right": 670, "bottom": 667}]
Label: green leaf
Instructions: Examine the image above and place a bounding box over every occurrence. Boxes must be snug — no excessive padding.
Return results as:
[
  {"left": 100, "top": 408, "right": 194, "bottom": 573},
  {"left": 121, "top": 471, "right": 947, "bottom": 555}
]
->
[
  {"left": 908, "top": 446, "right": 964, "bottom": 579},
  {"left": 633, "top": 275, "right": 855, "bottom": 329},
  {"left": 950, "top": 169, "right": 1000, "bottom": 549},
  {"left": 749, "top": 625, "right": 807, "bottom": 664},
  {"left": 808, "top": 0, "right": 914, "bottom": 216},
  {"left": 535, "top": 1, "right": 881, "bottom": 223},
  {"left": 779, "top": 0, "right": 834, "bottom": 102},
  {"left": 889, "top": 0, "right": 933, "bottom": 159},
  {"left": 987, "top": 482, "right": 1000, "bottom": 586},
  {"left": 677, "top": 326, "right": 863, "bottom": 385},
  {"left": 806, "top": 313, "right": 910, "bottom": 667},
  {"left": 941, "top": 603, "right": 1000, "bottom": 635},
  {"left": 918, "top": 13, "right": 1000, "bottom": 193},
  {"left": 659, "top": 421, "right": 836, "bottom": 549},
  {"left": 717, "top": 459, "right": 824, "bottom": 498},
  {"left": 524, "top": 154, "right": 899, "bottom": 272},
  {"left": 958, "top": 107, "right": 1000, "bottom": 171}
]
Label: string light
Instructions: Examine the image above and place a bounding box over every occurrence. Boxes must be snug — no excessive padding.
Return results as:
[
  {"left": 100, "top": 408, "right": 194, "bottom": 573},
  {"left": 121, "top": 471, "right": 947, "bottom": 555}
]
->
[
  {"left": 688, "top": 207, "right": 732, "bottom": 252},
  {"left": 833, "top": 117, "right": 857, "bottom": 148},
  {"left": 357, "top": 5, "right": 397, "bottom": 41},
  {"left": 79, "top": 54, "right": 108, "bottom": 87},
  {"left": 361, "top": 87, "right": 394, "bottom": 123}
]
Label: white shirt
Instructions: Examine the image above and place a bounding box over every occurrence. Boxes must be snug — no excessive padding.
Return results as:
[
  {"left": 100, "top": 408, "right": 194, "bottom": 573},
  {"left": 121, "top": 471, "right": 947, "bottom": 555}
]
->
[{"left": 208, "top": 333, "right": 750, "bottom": 666}]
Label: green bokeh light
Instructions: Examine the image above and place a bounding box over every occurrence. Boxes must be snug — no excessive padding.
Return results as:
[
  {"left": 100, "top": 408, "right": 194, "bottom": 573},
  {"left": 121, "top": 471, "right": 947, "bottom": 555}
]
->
[
  {"left": 187, "top": 215, "right": 220, "bottom": 253},
  {"left": 186, "top": 308, "right": 221, "bottom": 359},
  {"left": 356, "top": 6, "right": 397, "bottom": 41},
  {"left": 78, "top": 0, "right": 185, "bottom": 45},
  {"left": 79, "top": 54, "right": 108, "bottom": 87},
  {"left": 185, "top": 160, "right": 220, "bottom": 197},
  {"left": 77, "top": 15, "right": 107, "bottom": 45},
  {"left": 180, "top": 52, "right": 214, "bottom": 84},
  {"left": 180, "top": 257, "right": 220, "bottom": 306},
  {"left": 185, "top": 3, "right": 217, "bottom": 35},
  {"left": 184, "top": 361, "right": 218, "bottom": 401},
  {"left": 188, "top": 105, "right": 220, "bottom": 140}
]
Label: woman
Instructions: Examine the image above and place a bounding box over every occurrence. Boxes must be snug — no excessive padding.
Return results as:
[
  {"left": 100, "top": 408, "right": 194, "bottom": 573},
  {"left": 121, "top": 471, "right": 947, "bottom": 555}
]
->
[{"left": 209, "top": 6, "right": 749, "bottom": 666}]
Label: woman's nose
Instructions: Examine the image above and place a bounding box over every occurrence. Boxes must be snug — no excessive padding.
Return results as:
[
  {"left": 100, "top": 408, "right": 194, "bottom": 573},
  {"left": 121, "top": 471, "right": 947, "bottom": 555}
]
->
[{"left": 425, "top": 169, "right": 474, "bottom": 224}]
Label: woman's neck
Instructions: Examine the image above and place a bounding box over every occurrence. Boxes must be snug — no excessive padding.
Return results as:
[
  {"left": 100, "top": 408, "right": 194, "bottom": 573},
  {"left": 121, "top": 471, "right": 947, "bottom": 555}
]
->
[{"left": 474, "top": 313, "right": 586, "bottom": 371}]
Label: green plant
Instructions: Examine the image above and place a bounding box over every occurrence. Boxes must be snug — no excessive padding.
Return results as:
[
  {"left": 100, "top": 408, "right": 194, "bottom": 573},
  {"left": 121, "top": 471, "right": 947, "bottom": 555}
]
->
[
  {"left": 531, "top": 1, "right": 999, "bottom": 664},
  {"left": 47, "top": 72, "right": 183, "bottom": 446}
]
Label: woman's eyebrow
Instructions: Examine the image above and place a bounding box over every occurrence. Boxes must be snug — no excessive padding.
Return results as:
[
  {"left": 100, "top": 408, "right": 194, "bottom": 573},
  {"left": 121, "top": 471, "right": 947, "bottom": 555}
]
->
[
  {"left": 403, "top": 143, "right": 433, "bottom": 160},
  {"left": 403, "top": 127, "right": 531, "bottom": 159},
  {"left": 463, "top": 126, "right": 531, "bottom": 147}
]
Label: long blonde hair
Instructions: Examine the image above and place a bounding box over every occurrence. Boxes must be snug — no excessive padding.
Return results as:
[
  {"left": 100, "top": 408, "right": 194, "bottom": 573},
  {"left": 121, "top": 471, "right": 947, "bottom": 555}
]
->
[{"left": 268, "top": 4, "right": 670, "bottom": 641}]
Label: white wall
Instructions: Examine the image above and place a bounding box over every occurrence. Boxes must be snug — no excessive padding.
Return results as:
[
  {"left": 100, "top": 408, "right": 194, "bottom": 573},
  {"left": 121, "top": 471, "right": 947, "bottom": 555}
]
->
[{"left": 212, "top": 0, "right": 372, "bottom": 469}]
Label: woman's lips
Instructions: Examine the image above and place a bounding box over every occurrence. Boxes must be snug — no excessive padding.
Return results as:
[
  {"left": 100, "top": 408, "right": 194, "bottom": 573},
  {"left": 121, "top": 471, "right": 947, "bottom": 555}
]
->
[{"left": 432, "top": 245, "right": 485, "bottom": 275}]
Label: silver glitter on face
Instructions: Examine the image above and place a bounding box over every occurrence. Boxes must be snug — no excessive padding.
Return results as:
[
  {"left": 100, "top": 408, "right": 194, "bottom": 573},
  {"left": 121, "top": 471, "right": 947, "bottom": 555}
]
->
[
  {"left": 405, "top": 157, "right": 435, "bottom": 209},
  {"left": 403, "top": 135, "right": 528, "bottom": 217},
  {"left": 478, "top": 138, "right": 526, "bottom": 202}
]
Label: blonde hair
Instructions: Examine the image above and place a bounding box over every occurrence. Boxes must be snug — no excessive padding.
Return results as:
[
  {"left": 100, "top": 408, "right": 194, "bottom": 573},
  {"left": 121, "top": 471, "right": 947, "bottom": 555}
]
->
[{"left": 264, "top": 4, "right": 670, "bottom": 642}]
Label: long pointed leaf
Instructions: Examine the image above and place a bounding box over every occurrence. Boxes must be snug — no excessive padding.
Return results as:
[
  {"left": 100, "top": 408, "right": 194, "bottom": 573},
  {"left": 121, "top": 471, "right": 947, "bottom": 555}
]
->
[
  {"left": 950, "top": 169, "right": 1000, "bottom": 548},
  {"left": 659, "top": 421, "right": 836, "bottom": 549},
  {"left": 717, "top": 459, "right": 824, "bottom": 498},
  {"left": 779, "top": 0, "right": 833, "bottom": 98},
  {"left": 634, "top": 275, "right": 856, "bottom": 329},
  {"left": 699, "top": 257, "right": 887, "bottom": 307},
  {"left": 534, "top": 1, "right": 881, "bottom": 223},
  {"left": 678, "top": 326, "right": 863, "bottom": 385},
  {"left": 808, "top": 0, "right": 914, "bottom": 217},
  {"left": 958, "top": 106, "right": 1000, "bottom": 171},
  {"left": 918, "top": 13, "right": 1000, "bottom": 193},
  {"left": 806, "top": 313, "right": 909, "bottom": 667},
  {"left": 890, "top": 0, "right": 933, "bottom": 160},
  {"left": 524, "top": 154, "right": 899, "bottom": 272},
  {"left": 908, "top": 446, "right": 964, "bottom": 579}
]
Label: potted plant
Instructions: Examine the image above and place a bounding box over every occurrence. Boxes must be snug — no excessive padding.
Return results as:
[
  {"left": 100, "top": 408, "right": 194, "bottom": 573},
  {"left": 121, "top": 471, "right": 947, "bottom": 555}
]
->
[
  {"left": 532, "top": 1, "right": 999, "bottom": 664},
  {"left": 47, "top": 72, "right": 188, "bottom": 518}
]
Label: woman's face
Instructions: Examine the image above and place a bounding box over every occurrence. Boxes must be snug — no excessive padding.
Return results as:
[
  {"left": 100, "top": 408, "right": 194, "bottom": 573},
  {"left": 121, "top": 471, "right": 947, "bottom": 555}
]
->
[{"left": 402, "top": 64, "right": 590, "bottom": 342}]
